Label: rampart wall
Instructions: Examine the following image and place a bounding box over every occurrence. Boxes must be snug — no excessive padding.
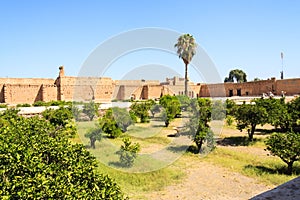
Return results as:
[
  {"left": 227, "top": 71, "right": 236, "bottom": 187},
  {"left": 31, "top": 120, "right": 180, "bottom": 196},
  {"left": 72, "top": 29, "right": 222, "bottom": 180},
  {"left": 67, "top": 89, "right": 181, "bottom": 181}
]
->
[
  {"left": 199, "top": 78, "right": 288, "bottom": 97},
  {"left": 276, "top": 78, "right": 300, "bottom": 95},
  {"left": 56, "top": 76, "right": 115, "bottom": 103},
  {"left": 0, "top": 67, "right": 300, "bottom": 105},
  {"left": 113, "top": 80, "right": 160, "bottom": 100}
]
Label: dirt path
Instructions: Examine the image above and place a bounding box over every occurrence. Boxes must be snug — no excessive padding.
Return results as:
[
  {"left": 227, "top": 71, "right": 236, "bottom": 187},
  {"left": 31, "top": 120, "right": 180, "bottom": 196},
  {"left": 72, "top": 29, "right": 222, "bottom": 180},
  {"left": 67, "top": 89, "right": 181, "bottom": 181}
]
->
[
  {"left": 141, "top": 158, "right": 272, "bottom": 200},
  {"left": 133, "top": 124, "right": 274, "bottom": 200}
]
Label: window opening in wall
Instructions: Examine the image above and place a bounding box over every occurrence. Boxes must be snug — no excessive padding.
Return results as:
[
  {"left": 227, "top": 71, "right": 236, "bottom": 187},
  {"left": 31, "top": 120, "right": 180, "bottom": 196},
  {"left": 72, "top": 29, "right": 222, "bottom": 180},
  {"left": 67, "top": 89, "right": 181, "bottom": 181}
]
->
[{"left": 237, "top": 89, "right": 241, "bottom": 96}]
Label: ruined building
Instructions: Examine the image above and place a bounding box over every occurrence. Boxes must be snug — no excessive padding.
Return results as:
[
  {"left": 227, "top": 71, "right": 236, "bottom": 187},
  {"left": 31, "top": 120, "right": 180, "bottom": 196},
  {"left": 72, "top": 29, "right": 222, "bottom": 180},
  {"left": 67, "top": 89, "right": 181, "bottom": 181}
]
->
[{"left": 0, "top": 66, "right": 300, "bottom": 105}]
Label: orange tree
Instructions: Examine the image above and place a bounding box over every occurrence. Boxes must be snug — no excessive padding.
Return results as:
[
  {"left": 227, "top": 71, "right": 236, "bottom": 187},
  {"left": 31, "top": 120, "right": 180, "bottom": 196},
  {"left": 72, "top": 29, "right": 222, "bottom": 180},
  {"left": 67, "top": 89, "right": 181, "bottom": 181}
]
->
[{"left": 0, "top": 109, "right": 125, "bottom": 199}]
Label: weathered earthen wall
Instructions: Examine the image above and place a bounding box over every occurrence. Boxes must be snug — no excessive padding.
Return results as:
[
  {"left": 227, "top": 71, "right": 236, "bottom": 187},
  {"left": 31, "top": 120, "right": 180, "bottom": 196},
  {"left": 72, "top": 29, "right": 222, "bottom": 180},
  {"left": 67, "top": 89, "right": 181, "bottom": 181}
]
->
[
  {"left": 0, "top": 84, "right": 4, "bottom": 103},
  {"left": 1, "top": 67, "right": 300, "bottom": 105},
  {"left": 200, "top": 79, "right": 277, "bottom": 97},
  {"left": 276, "top": 79, "right": 300, "bottom": 95},
  {"left": 199, "top": 83, "right": 226, "bottom": 97},
  {"left": 113, "top": 80, "right": 160, "bottom": 100},
  {"left": 0, "top": 78, "right": 55, "bottom": 85},
  {"left": 57, "top": 76, "right": 115, "bottom": 103},
  {"left": 4, "top": 84, "right": 43, "bottom": 104}
]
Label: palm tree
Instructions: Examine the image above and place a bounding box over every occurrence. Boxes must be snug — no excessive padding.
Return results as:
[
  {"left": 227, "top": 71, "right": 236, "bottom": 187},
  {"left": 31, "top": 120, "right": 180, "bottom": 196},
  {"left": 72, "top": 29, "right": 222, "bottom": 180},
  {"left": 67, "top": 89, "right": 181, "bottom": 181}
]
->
[{"left": 175, "top": 34, "right": 197, "bottom": 96}]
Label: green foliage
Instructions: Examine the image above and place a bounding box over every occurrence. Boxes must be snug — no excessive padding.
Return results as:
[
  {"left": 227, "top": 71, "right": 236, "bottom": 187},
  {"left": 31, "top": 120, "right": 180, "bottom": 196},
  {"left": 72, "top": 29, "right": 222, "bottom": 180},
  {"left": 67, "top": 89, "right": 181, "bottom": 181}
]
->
[
  {"left": 99, "top": 108, "right": 122, "bottom": 138},
  {"left": 42, "top": 106, "right": 72, "bottom": 126},
  {"left": 130, "top": 101, "right": 153, "bottom": 123},
  {"left": 16, "top": 103, "right": 31, "bottom": 107},
  {"left": 224, "top": 69, "right": 247, "bottom": 83},
  {"left": 289, "top": 97, "right": 300, "bottom": 128},
  {"left": 174, "top": 34, "right": 197, "bottom": 64},
  {"left": 254, "top": 97, "right": 300, "bottom": 131},
  {"left": 0, "top": 104, "right": 7, "bottom": 108},
  {"left": 226, "top": 115, "right": 234, "bottom": 126},
  {"left": 186, "top": 98, "right": 212, "bottom": 153},
  {"left": 176, "top": 95, "right": 191, "bottom": 111},
  {"left": 265, "top": 131, "right": 300, "bottom": 175},
  {"left": 234, "top": 103, "right": 267, "bottom": 141},
  {"left": 116, "top": 137, "right": 140, "bottom": 167},
  {"left": 225, "top": 99, "right": 236, "bottom": 116},
  {"left": 33, "top": 100, "right": 48, "bottom": 107},
  {"left": 159, "top": 95, "right": 181, "bottom": 127},
  {"left": 49, "top": 100, "right": 72, "bottom": 106},
  {"left": 211, "top": 100, "right": 226, "bottom": 120},
  {"left": 0, "top": 109, "right": 21, "bottom": 128},
  {"left": 175, "top": 34, "right": 197, "bottom": 95},
  {"left": 112, "top": 107, "right": 134, "bottom": 132},
  {"left": 83, "top": 101, "right": 99, "bottom": 121},
  {"left": 85, "top": 127, "right": 102, "bottom": 149},
  {"left": 129, "top": 110, "right": 137, "bottom": 123},
  {"left": 150, "top": 103, "right": 161, "bottom": 117},
  {"left": 254, "top": 98, "right": 291, "bottom": 131},
  {"left": 0, "top": 113, "right": 125, "bottom": 199},
  {"left": 33, "top": 100, "right": 72, "bottom": 107},
  {"left": 253, "top": 77, "right": 261, "bottom": 81},
  {"left": 42, "top": 106, "right": 76, "bottom": 138},
  {"left": 72, "top": 106, "right": 81, "bottom": 121}
]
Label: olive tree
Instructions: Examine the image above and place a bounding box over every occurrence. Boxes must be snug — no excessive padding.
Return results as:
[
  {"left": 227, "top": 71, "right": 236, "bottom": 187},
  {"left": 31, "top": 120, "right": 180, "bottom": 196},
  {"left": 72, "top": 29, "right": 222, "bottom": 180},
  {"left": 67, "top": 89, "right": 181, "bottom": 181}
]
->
[
  {"left": 83, "top": 101, "right": 99, "bottom": 121},
  {"left": 112, "top": 107, "right": 134, "bottom": 132},
  {"left": 85, "top": 127, "right": 102, "bottom": 149}
]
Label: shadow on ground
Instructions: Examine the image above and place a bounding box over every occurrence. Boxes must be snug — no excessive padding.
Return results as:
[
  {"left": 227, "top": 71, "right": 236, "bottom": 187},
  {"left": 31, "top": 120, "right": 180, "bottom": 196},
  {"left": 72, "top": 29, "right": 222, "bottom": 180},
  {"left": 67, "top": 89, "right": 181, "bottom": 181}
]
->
[
  {"left": 244, "top": 164, "right": 300, "bottom": 175},
  {"left": 108, "top": 161, "right": 131, "bottom": 168},
  {"left": 217, "top": 136, "right": 263, "bottom": 146},
  {"left": 166, "top": 145, "right": 190, "bottom": 153}
]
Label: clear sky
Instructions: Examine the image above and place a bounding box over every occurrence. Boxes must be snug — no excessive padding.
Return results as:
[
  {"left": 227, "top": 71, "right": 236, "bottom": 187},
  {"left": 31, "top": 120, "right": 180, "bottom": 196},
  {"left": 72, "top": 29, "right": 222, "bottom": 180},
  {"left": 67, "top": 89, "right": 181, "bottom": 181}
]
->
[{"left": 0, "top": 0, "right": 299, "bottom": 83}]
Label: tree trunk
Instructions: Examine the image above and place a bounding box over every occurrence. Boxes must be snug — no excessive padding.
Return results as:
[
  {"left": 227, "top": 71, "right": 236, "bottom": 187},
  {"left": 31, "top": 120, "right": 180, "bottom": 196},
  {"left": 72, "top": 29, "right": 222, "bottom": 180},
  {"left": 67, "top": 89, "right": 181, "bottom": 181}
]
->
[
  {"left": 184, "top": 61, "right": 188, "bottom": 96},
  {"left": 90, "top": 138, "right": 96, "bottom": 149},
  {"left": 287, "top": 161, "right": 294, "bottom": 175},
  {"left": 248, "top": 124, "right": 256, "bottom": 141},
  {"left": 196, "top": 138, "right": 204, "bottom": 153},
  {"left": 165, "top": 120, "right": 169, "bottom": 127}
]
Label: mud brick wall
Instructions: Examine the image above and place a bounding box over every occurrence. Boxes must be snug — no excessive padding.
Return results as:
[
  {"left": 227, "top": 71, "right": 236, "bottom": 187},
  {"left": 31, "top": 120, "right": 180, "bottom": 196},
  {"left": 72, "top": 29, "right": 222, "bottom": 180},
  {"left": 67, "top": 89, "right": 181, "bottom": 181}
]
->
[{"left": 276, "top": 79, "right": 300, "bottom": 96}]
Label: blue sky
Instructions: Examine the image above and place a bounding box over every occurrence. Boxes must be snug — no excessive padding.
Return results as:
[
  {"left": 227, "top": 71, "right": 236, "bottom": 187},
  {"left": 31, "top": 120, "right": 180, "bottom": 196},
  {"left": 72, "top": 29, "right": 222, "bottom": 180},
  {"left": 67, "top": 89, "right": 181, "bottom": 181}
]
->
[{"left": 0, "top": 0, "right": 299, "bottom": 83}]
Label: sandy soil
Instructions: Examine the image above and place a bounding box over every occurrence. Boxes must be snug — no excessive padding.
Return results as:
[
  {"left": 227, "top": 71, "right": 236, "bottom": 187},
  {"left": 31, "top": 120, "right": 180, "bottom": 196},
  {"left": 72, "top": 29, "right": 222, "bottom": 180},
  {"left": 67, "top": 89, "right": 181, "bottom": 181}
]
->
[
  {"left": 141, "top": 158, "right": 272, "bottom": 200},
  {"left": 133, "top": 124, "right": 275, "bottom": 200}
]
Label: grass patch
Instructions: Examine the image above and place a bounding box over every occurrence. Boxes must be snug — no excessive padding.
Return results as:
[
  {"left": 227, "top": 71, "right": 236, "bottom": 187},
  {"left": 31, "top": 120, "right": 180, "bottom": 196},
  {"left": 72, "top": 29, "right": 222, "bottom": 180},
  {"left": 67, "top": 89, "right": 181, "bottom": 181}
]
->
[
  {"left": 75, "top": 119, "right": 187, "bottom": 197},
  {"left": 204, "top": 146, "right": 299, "bottom": 186},
  {"left": 96, "top": 161, "right": 185, "bottom": 198}
]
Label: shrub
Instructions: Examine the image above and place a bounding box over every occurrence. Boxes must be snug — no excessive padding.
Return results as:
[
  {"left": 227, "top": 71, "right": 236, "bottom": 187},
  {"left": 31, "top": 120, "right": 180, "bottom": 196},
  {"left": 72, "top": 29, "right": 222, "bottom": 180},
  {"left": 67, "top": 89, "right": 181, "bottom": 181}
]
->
[
  {"left": 16, "top": 103, "right": 31, "bottom": 107},
  {"left": 0, "top": 113, "right": 125, "bottom": 199},
  {"left": 116, "top": 137, "right": 140, "bottom": 167},
  {"left": 0, "top": 104, "right": 7, "bottom": 108},
  {"left": 265, "top": 131, "right": 300, "bottom": 175}
]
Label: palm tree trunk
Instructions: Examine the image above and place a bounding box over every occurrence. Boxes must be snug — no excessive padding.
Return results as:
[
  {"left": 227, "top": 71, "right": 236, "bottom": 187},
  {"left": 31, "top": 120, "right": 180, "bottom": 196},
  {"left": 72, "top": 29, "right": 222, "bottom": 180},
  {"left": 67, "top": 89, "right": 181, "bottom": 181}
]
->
[{"left": 185, "top": 62, "right": 188, "bottom": 96}]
